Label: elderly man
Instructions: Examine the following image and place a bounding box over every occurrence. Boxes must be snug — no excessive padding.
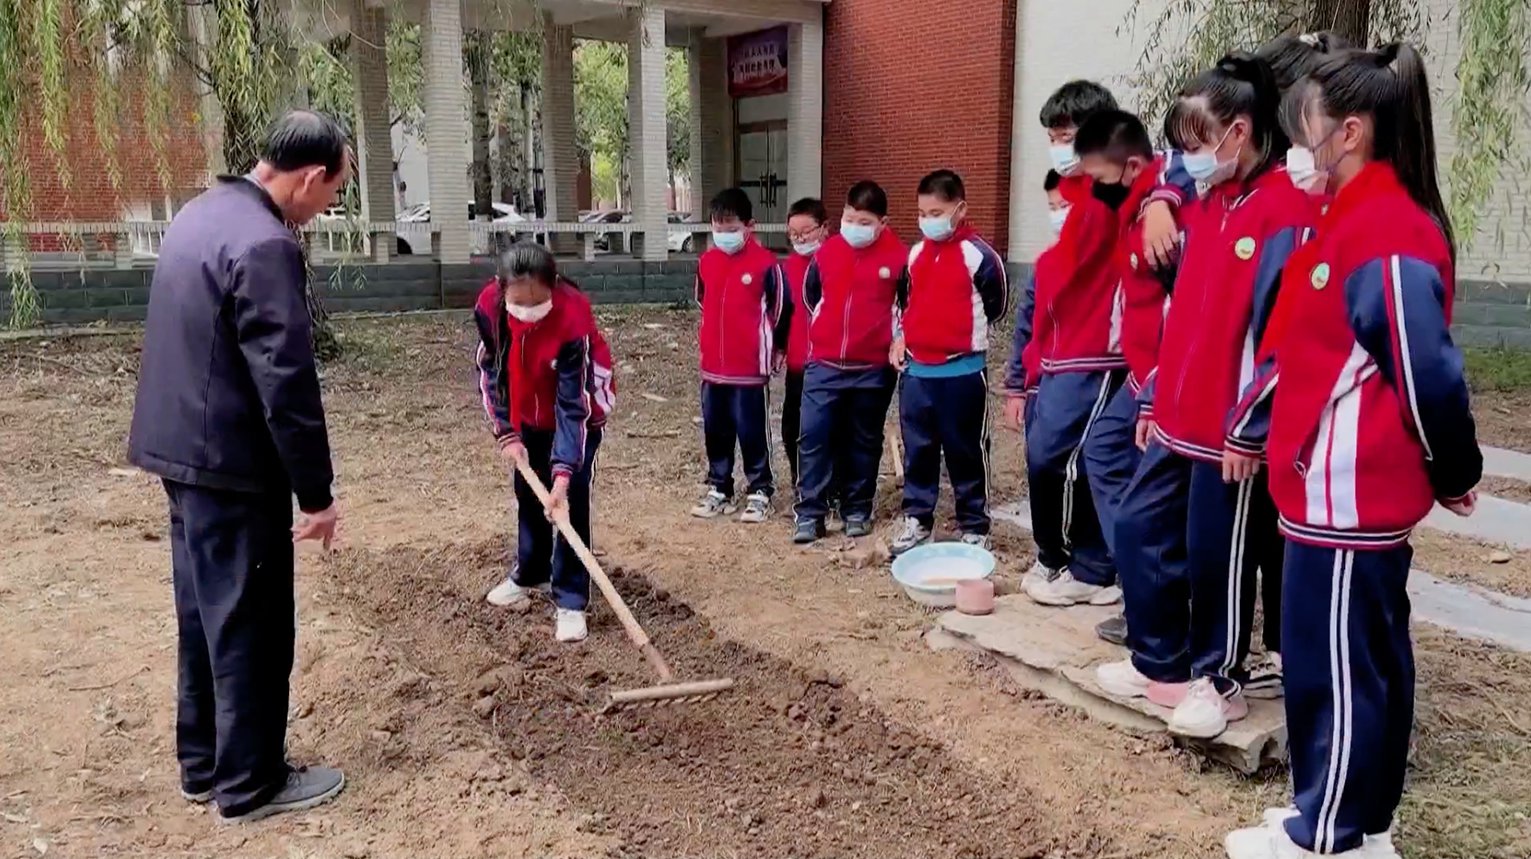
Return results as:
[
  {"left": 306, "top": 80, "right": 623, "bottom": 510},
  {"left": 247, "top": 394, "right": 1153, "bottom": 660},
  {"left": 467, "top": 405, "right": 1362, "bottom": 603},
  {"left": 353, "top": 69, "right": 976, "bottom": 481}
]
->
[{"left": 128, "top": 111, "right": 350, "bottom": 823}]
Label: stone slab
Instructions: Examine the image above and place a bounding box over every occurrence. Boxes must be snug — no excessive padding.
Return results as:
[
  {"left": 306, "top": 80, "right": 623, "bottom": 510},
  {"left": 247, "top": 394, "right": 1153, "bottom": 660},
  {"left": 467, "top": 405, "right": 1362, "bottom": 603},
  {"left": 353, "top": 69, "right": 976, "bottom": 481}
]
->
[
  {"left": 931, "top": 596, "right": 1286, "bottom": 774},
  {"left": 1422, "top": 493, "right": 1531, "bottom": 549},
  {"left": 1481, "top": 446, "right": 1531, "bottom": 483}
]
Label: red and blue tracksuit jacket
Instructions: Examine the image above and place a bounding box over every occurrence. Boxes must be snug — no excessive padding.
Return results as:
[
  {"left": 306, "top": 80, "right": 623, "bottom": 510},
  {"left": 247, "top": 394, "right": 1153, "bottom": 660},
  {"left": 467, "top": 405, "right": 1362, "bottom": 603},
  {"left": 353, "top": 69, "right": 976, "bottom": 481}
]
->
[
  {"left": 1146, "top": 165, "right": 1316, "bottom": 462},
  {"left": 1118, "top": 153, "right": 1195, "bottom": 395},
  {"left": 804, "top": 229, "right": 906, "bottom": 369},
  {"left": 695, "top": 238, "right": 792, "bottom": 385},
  {"left": 1227, "top": 163, "right": 1481, "bottom": 547},
  {"left": 782, "top": 249, "right": 814, "bottom": 373},
  {"left": 474, "top": 278, "right": 616, "bottom": 479},
  {"left": 896, "top": 223, "right": 1008, "bottom": 365},
  {"left": 1028, "top": 175, "right": 1125, "bottom": 375},
  {"left": 1001, "top": 242, "right": 1059, "bottom": 396}
]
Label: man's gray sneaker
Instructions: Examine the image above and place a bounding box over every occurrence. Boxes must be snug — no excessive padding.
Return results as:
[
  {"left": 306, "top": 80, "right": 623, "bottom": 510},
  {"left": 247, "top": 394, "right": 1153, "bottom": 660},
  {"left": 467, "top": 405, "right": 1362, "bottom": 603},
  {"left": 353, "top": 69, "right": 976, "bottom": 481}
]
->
[
  {"left": 690, "top": 489, "right": 736, "bottom": 519},
  {"left": 844, "top": 514, "right": 872, "bottom": 539},
  {"left": 739, "top": 492, "right": 773, "bottom": 524},
  {"left": 890, "top": 516, "right": 932, "bottom": 556},
  {"left": 217, "top": 765, "right": 345, "bottom": 824}
]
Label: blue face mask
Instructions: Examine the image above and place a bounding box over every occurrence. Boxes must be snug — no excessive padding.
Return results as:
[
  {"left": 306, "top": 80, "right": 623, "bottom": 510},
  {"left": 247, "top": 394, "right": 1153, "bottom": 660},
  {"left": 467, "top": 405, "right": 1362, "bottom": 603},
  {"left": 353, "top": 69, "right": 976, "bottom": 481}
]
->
[
  {"left": 1183, "top": 124, "right": 1239, "bottom": 186},
  {"left": 1048, "top": 206, "right": 1071, "bottom": 238},
  {"left": 840, "top": 222, "right": 877, "bottom": 249},
  {"left": 1049, "top": 144, "right": 1080, "bottom": 177},
  {"left": 919, "top": 215, "right": 957, "bottom": 242},
  {"left": 712, "top": 230, "right": 746, "bottom": 254}
]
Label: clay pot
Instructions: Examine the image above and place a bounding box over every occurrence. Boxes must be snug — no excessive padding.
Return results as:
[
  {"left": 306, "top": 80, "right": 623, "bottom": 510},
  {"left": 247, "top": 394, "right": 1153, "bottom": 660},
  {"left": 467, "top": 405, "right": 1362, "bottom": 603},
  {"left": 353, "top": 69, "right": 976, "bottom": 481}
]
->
[{"left": 955, "top": 578, "right": 995, "bottom": 615}]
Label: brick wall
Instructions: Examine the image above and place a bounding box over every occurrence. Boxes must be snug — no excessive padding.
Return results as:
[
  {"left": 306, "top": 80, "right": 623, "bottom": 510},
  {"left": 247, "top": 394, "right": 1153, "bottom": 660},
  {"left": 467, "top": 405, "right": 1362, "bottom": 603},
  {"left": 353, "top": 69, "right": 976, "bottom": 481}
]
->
[
  {"left": 822, "top": 0, "right": 1017, "bottom": 254},
  {"left": 3, "top": 63, "right": 206, "bottom": 248}
]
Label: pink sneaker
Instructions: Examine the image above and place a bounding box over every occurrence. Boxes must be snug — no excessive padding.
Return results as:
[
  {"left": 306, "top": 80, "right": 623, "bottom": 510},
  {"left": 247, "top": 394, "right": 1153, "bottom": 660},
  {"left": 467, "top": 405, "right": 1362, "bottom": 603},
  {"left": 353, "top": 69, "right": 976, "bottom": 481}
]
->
[
  {"left": 1146, "top": 680, "right": 1191, "bottom": 708},
  {"left": 1169, "top": 678, "right": 1249, "bottom": 738}
]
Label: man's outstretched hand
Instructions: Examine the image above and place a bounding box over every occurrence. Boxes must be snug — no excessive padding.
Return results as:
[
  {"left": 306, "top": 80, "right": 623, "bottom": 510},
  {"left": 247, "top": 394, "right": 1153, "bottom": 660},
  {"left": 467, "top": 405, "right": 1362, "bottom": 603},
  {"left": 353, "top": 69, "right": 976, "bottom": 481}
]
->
[{"left": 293, "top": 502, "right": 339, "bottom": 551}]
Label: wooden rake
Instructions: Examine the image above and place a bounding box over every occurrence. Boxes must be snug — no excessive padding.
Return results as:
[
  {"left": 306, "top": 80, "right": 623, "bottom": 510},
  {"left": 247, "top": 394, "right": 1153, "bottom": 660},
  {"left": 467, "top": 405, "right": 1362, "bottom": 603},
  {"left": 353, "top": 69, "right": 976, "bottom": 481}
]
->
[{"left": 513, "top": 459, "right": 735, "bottom": 713}]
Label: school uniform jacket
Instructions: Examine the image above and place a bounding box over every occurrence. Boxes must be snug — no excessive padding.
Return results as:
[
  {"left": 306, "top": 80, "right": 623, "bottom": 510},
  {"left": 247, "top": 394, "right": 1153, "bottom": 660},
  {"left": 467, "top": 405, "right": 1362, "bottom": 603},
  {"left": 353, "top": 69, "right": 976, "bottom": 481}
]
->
[
  {"left": 1118, "top": 153, "right": 1193, "bottom": 394},
  {"left": 804, "top": 228, "right": 906, "bottom": 369},
  {"left": 1002, "top": 244, "right": 1056, "bottom": 396},
  {"left": 1227, "top": 163, "right": 1481, "bottom": 547},
  {"left": 1027, "top": 175, "right": 1126, "bottom": 374},
  {"left": 1145, "top": 164, "right": 1315, "bottom": 462},
  {"left": 896, "top": 223, "right": 1008, "bottom": 365},
  {"left": 474, "top": 279, "right": 616, "bottom": 479},
  {"left": 695, "top": 238, "right": 792, "bottom": 385},
  {"left": 782, "top": 249, "right": 814, "bottom": 373}
]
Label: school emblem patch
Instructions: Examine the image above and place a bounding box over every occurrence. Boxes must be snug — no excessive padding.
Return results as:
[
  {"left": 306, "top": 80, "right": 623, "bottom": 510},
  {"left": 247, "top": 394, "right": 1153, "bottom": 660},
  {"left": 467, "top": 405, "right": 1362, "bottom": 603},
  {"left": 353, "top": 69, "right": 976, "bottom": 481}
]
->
[
  {"left": 879, "top": 267, "right": 892, "bottom": 279},
  {"left": 741, "top": 273, "right": 753, "bottom": 286},
  {"left": 1311, "top": 263, "right": 1331, "bottom": 290},
  {"left": 1129, "top": 252, "right": 1140, "bottom": 270},
  {"left": 1235, "top": 237, "right": 1257, "bottom": 260}
]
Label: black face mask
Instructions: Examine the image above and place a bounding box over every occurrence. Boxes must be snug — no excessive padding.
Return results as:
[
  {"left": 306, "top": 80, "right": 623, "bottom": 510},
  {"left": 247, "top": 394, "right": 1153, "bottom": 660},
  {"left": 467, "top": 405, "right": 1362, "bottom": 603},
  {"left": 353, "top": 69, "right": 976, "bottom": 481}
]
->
[{"left": 1092, "top": 180, "right": 1131, "bottom": 210}]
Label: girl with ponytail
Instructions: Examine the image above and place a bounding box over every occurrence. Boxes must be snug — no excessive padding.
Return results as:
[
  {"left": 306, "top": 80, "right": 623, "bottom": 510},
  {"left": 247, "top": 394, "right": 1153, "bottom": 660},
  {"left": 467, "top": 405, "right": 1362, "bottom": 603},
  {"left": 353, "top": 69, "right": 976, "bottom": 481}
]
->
[
  {"left": 1099, "top": 53, "right": 1315, "bottom": 742},
  {"left": 1222, "top": 44, "right": 1481, "bottom": 859}
]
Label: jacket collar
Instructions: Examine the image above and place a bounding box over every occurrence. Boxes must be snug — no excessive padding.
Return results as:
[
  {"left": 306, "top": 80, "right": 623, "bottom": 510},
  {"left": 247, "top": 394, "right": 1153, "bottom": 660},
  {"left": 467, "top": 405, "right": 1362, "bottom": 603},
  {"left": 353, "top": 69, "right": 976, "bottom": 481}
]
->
[{"left": 216, "top": 174, "right": 288, "bottom": 224}]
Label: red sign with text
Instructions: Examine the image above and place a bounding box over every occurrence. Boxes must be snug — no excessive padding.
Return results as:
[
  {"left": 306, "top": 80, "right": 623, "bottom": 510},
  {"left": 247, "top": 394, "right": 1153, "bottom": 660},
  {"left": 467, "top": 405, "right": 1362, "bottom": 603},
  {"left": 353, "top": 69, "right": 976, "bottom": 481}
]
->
[{"left": 728, "top": 26, "right": 789, "bottom": 98}]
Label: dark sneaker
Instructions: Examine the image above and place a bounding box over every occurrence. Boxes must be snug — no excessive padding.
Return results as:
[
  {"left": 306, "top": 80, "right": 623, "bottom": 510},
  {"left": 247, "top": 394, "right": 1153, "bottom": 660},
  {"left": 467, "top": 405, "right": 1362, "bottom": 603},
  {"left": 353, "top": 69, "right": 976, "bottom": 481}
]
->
[
  {"left": 217, "top": 765, "right": 345, "bottom": 824},
  {"left": 844, "top": 515, "right": 872, "bottom": 539},
  {"left": 793, "top": 518, "right": 826, "bottom": 545},
  {"left": 890, "top": 517, "right": 932, "bottom": 556},
  {"left": 1095, "top": 614, "right": 1128, "bottom": 646}
]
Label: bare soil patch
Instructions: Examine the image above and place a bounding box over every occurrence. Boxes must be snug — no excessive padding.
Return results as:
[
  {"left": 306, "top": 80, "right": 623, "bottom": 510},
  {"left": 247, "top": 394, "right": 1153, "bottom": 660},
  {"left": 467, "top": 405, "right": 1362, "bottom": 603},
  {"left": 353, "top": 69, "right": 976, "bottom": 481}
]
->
[{"left": 1413, "top": 530, "right": 1531, "bottom": 599}]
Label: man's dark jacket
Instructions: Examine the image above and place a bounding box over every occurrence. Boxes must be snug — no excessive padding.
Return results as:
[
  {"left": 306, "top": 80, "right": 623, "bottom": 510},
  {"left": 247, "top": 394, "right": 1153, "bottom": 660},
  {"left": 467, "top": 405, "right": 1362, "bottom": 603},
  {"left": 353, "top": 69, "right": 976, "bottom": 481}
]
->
[{"left": 128, "top": 177, "right": 334, "bottom": 512}]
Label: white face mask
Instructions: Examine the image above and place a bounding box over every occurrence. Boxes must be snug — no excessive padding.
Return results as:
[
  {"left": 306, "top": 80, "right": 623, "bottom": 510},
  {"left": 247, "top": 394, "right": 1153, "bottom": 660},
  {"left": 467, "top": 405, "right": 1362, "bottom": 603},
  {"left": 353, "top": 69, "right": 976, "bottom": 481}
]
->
[
  {"left": 1048, "top": 205, "right": 1071, "bottom": 238},
  {"left": 792, "top": 239, "right": 823, "bottom": 256},
  {"left": 712, "top": 230, "right": 747, "bottom": 254},
  {"left": 1285, "top": 146, "right": 1327, "bottom": 194},
  {"left": 1049, "top": 144, "right": 1080, "bottom": 177},
  {"left": 506, "top": 300, "right": 553, "bottom": 323}
]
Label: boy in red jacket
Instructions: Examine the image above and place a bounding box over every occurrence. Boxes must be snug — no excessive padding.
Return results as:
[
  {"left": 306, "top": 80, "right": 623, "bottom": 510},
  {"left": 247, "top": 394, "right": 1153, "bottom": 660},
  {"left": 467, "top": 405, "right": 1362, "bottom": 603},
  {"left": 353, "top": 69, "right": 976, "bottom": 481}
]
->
[
  {"left": 782, "top": 197, "right": 827, "bottom": 500},
  {"left": 1008, "top": 80, "right": 1127, "bottom": 603},
  {"left": 1067, "top": 111, "right": 1194, "bottom": 630},
  {"left": 476, "top": 243, "right": 616, "bottom": 644},
  {"left": 692, "top": 188, "right": 793, "bottom": 524},
  {"left": 793, "top": 181, "right": 905, "bottom": 544},
  {"left": 891, "top": 170, "right": 1008, "bottom": 555}
]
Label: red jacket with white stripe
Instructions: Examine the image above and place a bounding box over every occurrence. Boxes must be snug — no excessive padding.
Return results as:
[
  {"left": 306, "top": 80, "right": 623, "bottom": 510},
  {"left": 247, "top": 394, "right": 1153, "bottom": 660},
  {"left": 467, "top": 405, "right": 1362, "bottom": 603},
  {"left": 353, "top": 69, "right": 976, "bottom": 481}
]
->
[
  {"left": 1117, "top": 154, "right": 1192, "bottom": 394},
  {"left": 1227, "top": 163, "right": 1481, "bottom": 548},
  {"left": 782, "top": 249, "right": 813, "bottom": 373},
  {"left": 1147, "top": 165, "right": 1315, "bottom": 462},
  {"left": 804, "top": 228, "right": 906, "bottom": 369},
  {"left": 696, "top": 238, "right": 792, "bottom": 385},
  {"left": 1030, "top": 175, "right": 1127, "bottom": 374},
  {"left": 896, "top": 224, "right": 1008, "bottom": 365},
  {"left": 474, "top": 278, "right": 615, "bottom": 478}
]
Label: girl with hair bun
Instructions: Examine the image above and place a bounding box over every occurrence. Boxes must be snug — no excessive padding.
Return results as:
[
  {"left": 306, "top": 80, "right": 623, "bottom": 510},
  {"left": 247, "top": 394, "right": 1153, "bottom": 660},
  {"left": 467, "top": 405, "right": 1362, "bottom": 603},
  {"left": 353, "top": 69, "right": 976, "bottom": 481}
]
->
[
  {"left": 1222, "top": 44, "right": 1481, "bottom": 859},
  {"left": 1097, "top": 52, "right": 1315, "bottom": 743}
]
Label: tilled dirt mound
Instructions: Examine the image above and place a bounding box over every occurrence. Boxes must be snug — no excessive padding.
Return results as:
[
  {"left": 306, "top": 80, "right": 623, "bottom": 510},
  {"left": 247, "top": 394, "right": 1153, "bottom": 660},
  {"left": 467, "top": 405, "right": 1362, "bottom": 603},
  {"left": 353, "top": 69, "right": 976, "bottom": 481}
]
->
[{"left": 330, "top": 540, "right": 1106, "bottom": 859}]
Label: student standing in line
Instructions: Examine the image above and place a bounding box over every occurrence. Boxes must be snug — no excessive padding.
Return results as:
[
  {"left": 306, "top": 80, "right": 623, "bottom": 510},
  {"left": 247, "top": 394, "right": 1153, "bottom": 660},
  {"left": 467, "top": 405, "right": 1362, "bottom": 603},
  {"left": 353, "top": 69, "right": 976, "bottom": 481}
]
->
[
  {"left": 890, "top": 169, "right": 1008, "bottom": 555},
  {"left": 793, "top": 182, "right": 905, "bottom": 544},
  {"left": 782, "top": 197, "right": 828, "bottom": 500},
  {"left": 1009, "top": 80, "right": 1126, "bottom": 601},
  {"left": 1223, "top": 44, "right": 1479, "bottom": 859},
  {"left": 1096, "top": 54, "right": 1313, "bottom": 740},
  {"left": 1064, "top": 111, "right": 1194, "bottom": 636},
  {"left": 1001, "top": 170, "right": 1068, "bottom": 432},
  {"left": 480, "top": 243, "right": 617, "bottom": 645},
  {"left": 690, "top": 189, "right": 793, "bottom": 524}
]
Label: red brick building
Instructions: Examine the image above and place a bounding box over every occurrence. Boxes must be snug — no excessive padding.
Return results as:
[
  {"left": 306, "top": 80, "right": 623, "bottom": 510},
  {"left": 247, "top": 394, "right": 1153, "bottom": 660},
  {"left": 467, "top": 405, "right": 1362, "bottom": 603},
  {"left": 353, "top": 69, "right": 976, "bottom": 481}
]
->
[{"left": 822, "top": 0, "right": 1017, "bottom": 254}]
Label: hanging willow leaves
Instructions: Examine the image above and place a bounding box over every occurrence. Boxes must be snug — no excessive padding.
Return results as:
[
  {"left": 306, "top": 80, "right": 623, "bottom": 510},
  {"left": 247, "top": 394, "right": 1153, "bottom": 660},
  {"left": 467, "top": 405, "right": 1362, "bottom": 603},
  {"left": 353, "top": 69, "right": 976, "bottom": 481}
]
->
[
  {"left": 142, "top": 0, "right": 178, "bottom": 192},
  {"left": 85, "top": 0, "right": 124, "bottom": 196},
  {"left": 1451, "top": 0, "right": 1531, "bottom": 268},
  {"left": 0, "top": 0, "right": 37, "bottom": 328},
  {"left": 32, "top": 0, "right": 68, "bottom": 191}
]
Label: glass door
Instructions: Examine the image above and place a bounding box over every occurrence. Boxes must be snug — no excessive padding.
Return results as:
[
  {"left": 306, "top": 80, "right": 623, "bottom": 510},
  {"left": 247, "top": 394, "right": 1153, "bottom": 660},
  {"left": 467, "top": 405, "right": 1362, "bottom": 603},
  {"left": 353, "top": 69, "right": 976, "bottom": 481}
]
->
[{"left": 737, "top": 122, "right": 790, "bottom": 250}]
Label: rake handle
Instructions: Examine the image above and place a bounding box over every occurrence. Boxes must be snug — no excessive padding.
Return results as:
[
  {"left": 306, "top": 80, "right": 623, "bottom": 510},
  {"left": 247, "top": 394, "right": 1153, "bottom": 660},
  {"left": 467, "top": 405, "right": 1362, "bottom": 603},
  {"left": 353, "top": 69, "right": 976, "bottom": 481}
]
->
[{"left": 514, "top": 459, "right": 674, "bottom": 683}]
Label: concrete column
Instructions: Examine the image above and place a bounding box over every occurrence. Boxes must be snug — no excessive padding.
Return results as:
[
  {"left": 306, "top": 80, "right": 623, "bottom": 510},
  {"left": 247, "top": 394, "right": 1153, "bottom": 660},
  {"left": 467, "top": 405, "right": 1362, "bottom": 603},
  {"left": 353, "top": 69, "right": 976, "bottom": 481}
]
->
[
  {"left": 1005, "top": 10, "right": 1028, "bottom": 262},
  {"left": 423, "top": 0, "right": 472, "bottom": 263},
  {"left": 627, "top": 5, "right": 668, "bottom": 261},
  {"left": 540, "top": 14, "right": 579, "bottom": 252},
  {"left": 351, "top": 0, "right": 395, "bottom": 262},
  {"left": 786, "top": 18, "right": 823, "bottom": 204}
]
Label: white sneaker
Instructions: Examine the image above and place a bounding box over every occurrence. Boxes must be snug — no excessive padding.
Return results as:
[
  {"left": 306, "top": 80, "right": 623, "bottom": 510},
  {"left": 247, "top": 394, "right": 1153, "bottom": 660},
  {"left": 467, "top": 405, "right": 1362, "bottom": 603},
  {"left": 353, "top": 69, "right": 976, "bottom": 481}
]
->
[
  {"left": 554, "top": 609, "right": 588, "bottom": 643},
  {"left": 959, "top": 532, "right": 991, "bottom": 550},
  {"left": 1226, "top": 818, "right": 1388, "bottom": 859},
  {"left": 739, "top": 492, "right": 772, "bottom": 523},
  {"left": 1027, "top": 570, "right": 1122, "bottom": 606},
  {"left": 1020, "top": 560, "right": 1061, "bottom": 593},
  {"left": 486, "top": 577, "right": 547, "bottom": 608},
  {"left": 690, "top": 490, "right": 737, "bottom": 519},
  {"left": 1364, "top": 831, "right": 1398, "bottom": 857},
  {"left": 1096, "top": 658, "right": 1152, "bottom": 698},
  {"left": 1169, "top": 678, "right": 1248, "bottom": 738},
  {"left": 1262, "top": 807, "right": 1297, "bottom": 829},
  {"left": 1225, "top": 822, "right": 1278, "bottom": 859},
  {"left": 890, "top": 517, "right": 932, "bottom": 555}
]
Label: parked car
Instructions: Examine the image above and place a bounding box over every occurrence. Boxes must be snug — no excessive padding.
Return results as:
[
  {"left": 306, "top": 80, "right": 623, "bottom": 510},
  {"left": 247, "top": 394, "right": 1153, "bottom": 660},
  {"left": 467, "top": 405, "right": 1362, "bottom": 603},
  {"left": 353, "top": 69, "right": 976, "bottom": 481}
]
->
[
  {"left": 393, "top": 201, "right": 523, "bottom": 255},
  {"left": 585, "top": 211, "right": 698, "bottom": 254}
]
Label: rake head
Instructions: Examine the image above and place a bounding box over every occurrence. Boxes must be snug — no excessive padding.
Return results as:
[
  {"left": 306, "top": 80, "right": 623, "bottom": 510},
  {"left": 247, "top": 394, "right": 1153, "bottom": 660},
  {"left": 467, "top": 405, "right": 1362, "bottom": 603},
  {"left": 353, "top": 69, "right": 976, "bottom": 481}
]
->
[{"left": 599, "top": 677, "right": 736, "bottom": 714}]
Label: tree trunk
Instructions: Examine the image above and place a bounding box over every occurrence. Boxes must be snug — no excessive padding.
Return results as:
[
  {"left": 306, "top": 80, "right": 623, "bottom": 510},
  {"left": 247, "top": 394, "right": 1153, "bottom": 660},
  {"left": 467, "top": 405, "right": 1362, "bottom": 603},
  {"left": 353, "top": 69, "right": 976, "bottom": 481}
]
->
[
  {"left": 1308, "top": 0, "right": 1372, "bottom": 45},
  {"left": 466, "top": 32, "right": 494, "bottom": 217},
  {"left": 520, "top": 82, "right": 536, "bottom": 214}
]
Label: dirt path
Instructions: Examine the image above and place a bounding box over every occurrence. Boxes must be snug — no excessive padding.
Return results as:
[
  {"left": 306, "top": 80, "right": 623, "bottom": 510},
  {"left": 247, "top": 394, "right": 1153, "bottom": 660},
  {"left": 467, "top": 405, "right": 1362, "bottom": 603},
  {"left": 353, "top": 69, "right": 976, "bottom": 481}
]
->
[{"left": 2, "top": 312, "right": 1528, "bottom": 859}]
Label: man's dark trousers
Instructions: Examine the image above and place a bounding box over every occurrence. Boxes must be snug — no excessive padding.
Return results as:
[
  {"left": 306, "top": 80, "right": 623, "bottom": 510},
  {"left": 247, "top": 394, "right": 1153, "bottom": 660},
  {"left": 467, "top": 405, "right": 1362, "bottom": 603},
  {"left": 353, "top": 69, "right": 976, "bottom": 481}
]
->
[{"left": 167, "top": 479, "right": 294, "bottom": 818}]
